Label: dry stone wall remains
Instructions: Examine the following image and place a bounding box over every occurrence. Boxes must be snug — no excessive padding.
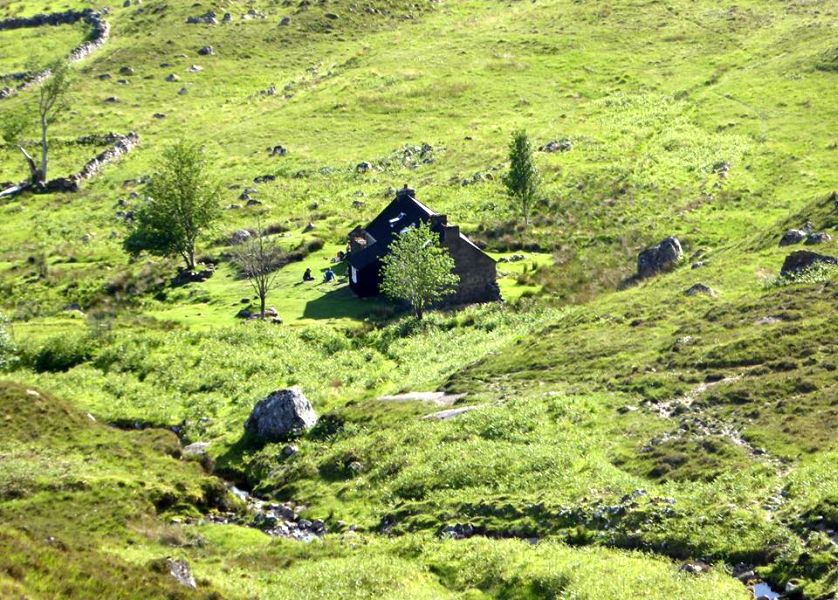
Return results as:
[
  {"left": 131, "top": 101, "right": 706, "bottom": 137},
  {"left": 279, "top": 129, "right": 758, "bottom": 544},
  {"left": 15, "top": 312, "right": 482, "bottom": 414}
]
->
[{"left": 0, "top": 9, "right": 110, "bottom": 100}]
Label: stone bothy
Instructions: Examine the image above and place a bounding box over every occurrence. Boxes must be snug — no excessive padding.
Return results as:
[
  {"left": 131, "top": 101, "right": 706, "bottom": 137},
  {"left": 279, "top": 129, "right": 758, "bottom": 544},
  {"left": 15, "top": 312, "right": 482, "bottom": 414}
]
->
[{"left": 348, "top": 186, "right": 501, "bottom": 304}]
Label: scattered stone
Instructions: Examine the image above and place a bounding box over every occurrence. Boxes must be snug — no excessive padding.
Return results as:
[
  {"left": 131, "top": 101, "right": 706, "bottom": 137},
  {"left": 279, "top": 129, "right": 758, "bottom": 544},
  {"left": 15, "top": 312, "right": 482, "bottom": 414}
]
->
[
  {"left": 165, "top": 558, "right": 196, "bottom": 588},
  {"left": 230, "top": 229, "right": 252, "bottom": 245},
  {"left": 223, "top": 12, "right": 232, "bottom": 22},
  {"left": 281, "top": 444, "right": 298, "bottom": 457},
  {"left": 186, "top": 12, "right": 217, "bottom": 25},
  {"left": 679, "top": 562, "right": 707, "bottom": 575},
  {"left": 197, "top": 45, "right": 214, "bottom": 56},
  {"left": 780, "top": 250, "right": 838, "bottom": 276},
  {"left": 637, "top": 236, "right": 683, "bottom": 278},
  {"left": 713, "top": 161, "right": 731, "bottom": 178},
  {"left": 188, "top": 64, "right": 202, "bottom": 72},
  {"left": 98, "top": 73, "right": 111, "bottom": 80},
  {"left": 244, "top": 387, "right": 318, "bottom": 442},
  {"left": 270, "top": 145, "right": 287, "bottom": 156},
  {"left": 440, "top": 523, "right": 477, "bottom": 539},
  {"left": 172, "top": 265, "right": 214, "bottom": 286},
  {"left": 461, "top": 172, "right": 488, "bottom": 186},
  {"left": 178, "top": 87, "right": 188, "bottom": 95},
  {"left": 324, "top": 12, "right": 339, "bottom": 20},
  {"left": 254, "top": 174, "right": 276, "bottom": 184},
  {"left": 356, "top": 161, "right": 372, "bottom": 173},
  {"left": 153, "top": 113, "right": 166, "bottom": 119},
  {"left": 684, "top": 283, "right": 717, "bottom": 297},
  {"left": 279, "top": 16, "right": 291, "bottom": 26},
  {"left": 119, "top": 66, "right": 135, "bottom": 75},
  {"left": 805, "top": 231, "right": 832, "bottom": 245},
  {"left": 165, "top": 73, "right": 179, "bottom": 82},
  {"left": 302, "top": 222, "right": 315, "bottom": 233},
  {"left": 539, "top": 138, "right": 573, "bottom": 152},
  {"left": 182, "top": 441, "right": 210, "bottom": 457},
  {"left": 779, "top": 229, "right": 807, "bottom": 246},
  {"left": 104, "top": 96, "right": 119, "bottom": 103}
]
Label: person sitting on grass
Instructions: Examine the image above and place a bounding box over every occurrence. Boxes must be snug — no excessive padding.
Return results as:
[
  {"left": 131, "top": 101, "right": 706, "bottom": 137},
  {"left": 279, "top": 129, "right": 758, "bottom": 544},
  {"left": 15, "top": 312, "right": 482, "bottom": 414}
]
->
[
  {"left": 323, "top": 268, "right": 335, "bottom": 283},
  {"left": 303, "top": 267, "right": 314, "bottom": 282}
]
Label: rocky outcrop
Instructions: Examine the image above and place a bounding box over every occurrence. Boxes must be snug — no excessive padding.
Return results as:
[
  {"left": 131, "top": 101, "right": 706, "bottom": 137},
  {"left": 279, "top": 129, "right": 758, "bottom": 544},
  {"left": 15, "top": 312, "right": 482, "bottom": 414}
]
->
[
  {"left": 539, "top": 138, "right": 572, "bottom": 152},
  {"left": 637, "top": 236, "right": 683, "bottom": 279},
  {"left": 779, "top": 229, "right": 808, "bottom": 246},
  {"left": 805, "top": 231, "right": 832, "bottom": 245},
  {"left": 244, "top": 388, "right": 317, "bottom": 442},
  {"left": 0, "top": 10, "right": 110, "bottom": 100},
  {"left": 165, "top": 558, "right": 196, "bottom": 588},
  {"left": 780, "top": 225, "right": 833, "bottom": 247},
  {"left": 684, "top": 283, "right": 717, "bottom": 297},
  {"left": 780, "top": 250, "right": 838, "bottom": 276}
]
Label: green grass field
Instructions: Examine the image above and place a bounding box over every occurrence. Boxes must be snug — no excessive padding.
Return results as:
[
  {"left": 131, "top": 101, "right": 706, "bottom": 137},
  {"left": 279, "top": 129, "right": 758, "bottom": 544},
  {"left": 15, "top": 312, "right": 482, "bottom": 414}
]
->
[{"left": 0, "top": 0, "right": 836, "bottom": 598}]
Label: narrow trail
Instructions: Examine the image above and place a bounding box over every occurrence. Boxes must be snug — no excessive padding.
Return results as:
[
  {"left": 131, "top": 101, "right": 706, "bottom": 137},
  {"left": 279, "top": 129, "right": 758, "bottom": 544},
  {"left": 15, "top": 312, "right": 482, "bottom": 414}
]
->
[{"left": 644, "top": 374, "right": 791, "bottom": 516}]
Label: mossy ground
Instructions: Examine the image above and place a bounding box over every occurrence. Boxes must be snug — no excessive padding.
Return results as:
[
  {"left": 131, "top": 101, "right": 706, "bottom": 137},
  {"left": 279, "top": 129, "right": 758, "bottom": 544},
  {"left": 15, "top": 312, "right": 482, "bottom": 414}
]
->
[{"left": 0, "top": 0, "right": 836, "bottom": 598}]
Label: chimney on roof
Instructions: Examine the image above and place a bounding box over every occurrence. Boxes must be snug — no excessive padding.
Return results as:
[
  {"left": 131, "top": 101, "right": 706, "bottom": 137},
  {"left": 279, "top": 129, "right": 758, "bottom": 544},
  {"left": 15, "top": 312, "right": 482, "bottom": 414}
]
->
[
  {"left": 396, "top": 184, "right": 415, "bottom": 200},
  {"left": 429, "top": 214, "right": 448, "bottom": 229},
  {"left": 441, "top": 224, "right": 459, "bottom": 242}
]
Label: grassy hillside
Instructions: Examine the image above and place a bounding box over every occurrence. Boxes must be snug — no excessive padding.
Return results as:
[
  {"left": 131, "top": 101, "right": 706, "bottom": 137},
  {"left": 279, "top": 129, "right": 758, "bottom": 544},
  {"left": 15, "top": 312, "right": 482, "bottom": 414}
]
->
[{"left": 0, "top": 0, "right": 836, "bottom": 598}]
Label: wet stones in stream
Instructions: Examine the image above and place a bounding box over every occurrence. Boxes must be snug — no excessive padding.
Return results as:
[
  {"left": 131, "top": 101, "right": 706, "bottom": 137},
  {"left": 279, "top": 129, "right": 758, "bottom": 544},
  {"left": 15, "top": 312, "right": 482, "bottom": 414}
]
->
[{"left": 205, "top": 485, "right": 327, "bottom": 542}]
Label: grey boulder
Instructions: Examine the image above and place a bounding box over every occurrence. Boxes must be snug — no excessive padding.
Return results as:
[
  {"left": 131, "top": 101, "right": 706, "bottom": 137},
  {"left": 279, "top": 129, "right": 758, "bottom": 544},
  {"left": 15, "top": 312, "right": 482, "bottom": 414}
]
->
[
  {"left": 805, "top": 231, "right": 832, "bottom": 245},
  {"left": 780, "top": 250, "right": 837, "bottom": 276},
  {"left": 637, "top": 236, "right": 683, "bottom": 279},
  {"left": 779, "top": 229, "right": 807, "bottom": 246},
  {"left": 245, "top": 387, "right": 317, "bottom": 441}
]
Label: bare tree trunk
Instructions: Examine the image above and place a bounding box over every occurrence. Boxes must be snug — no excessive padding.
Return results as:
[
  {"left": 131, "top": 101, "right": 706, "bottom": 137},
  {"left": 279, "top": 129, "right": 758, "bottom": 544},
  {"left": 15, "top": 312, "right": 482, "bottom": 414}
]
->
[
  {"left": 18, "top": 146, "right": 41, "bottom": 185},
  {"left": 260, "top": 294, "right": 266, "bottom": 319},
  {"left": 40, "top": 115, "right": 48, "bottom": 183}
]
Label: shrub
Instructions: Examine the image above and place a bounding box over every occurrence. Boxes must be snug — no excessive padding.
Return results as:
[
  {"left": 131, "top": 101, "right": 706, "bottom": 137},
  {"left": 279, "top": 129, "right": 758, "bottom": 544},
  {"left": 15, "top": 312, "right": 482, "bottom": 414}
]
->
[
  {"left": 25, "top": 333, "right": 96, "bottom": 373},
  {"left": 0, "top": 312, "right": 16, "bottom": 370},
  {"left": 767, "top": 263, "right": 837, "bottom": 288}
]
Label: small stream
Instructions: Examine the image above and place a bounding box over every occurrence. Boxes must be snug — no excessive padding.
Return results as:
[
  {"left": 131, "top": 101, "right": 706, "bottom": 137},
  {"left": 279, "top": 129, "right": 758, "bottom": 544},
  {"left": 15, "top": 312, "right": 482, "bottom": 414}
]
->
[
  {"left": 752, "top": 581, "right": 781, "bottom": 599},
  {"left": 207, "top": 484, "right": 327, "bottom": 542}
]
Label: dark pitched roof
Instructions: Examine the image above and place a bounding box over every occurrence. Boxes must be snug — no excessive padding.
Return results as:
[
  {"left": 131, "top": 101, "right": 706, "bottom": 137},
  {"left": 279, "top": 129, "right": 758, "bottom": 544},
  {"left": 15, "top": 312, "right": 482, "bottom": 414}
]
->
[
  {"left": 363, "top": 188, "right": 434, "bottom": 246},
  {"left": 349, "top": 187, "right": 494, "bottom": 270}
]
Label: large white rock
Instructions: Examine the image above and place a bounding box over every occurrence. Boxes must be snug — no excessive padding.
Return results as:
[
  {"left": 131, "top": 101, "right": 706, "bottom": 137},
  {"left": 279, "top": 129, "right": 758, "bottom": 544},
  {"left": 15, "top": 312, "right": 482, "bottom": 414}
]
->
[{"left": 244, "top": 387, "right": 317, "bottom": 441}]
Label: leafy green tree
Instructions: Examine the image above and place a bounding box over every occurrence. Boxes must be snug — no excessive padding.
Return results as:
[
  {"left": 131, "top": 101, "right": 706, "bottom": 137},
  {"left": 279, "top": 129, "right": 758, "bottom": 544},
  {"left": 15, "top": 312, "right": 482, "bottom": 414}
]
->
[
  {"left": 503, "top": 130, "right": 540, "bottom": 226},
  {"left": 14, "top": 59, "right": 73, "bottom": 186},
  {"left": 380, "top": 222, "right": 460, "bottom": 319},
  {"left": 124, "top": 141, "right": 222, "bottom": 271}
]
